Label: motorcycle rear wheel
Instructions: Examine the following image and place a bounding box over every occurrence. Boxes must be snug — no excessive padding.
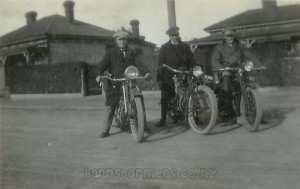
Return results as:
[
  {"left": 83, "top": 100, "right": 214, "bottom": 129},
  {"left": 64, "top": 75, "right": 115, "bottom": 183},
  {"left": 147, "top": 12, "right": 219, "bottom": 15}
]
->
[
  {"left": 188, "top": 85, "right": 218, "bottom": 135},
  {"left": 240, "top": 87, "right": 263, "bottom": 132},
  {"left": 130, "top": 97, "right": 145, "bottom": 142}
]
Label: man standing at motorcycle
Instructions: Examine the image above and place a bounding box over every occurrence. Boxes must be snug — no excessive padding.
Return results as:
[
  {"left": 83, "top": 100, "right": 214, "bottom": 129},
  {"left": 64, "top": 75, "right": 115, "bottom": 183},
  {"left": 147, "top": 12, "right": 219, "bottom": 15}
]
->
[
  {"left": 156, "top": 26, "right": 196, "bottom": 127},
  {"left": 96, "top": 31, "right": 151, "bottom": 138},
  {"left": 211, "top": 27, "right": 261, "bottom": 122}
]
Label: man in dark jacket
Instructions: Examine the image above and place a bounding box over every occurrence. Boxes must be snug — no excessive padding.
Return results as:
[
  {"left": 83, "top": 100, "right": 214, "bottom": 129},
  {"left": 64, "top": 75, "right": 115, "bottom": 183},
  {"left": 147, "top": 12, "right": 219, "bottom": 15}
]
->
[
  {"left": 211, "top": 28, "right": 262, "bottom": 118},
  {"left": 156, "top": 26, "right": 196, "bottom": 127},
  {"left": 97, "top": 31, "right": 151, "bottom": 138}
]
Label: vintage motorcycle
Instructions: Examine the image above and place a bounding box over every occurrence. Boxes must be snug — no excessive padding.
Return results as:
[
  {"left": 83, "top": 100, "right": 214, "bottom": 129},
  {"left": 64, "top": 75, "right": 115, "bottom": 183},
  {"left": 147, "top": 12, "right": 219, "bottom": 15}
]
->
[
  {"left": 157, "top": 64, "right": 218, "bottom": 135},
  {"left": 99, "top": 66, "right": 149, "bottom": 142},
  {"left": 214, "top": 61, "right": 266, "bottom": 131}
]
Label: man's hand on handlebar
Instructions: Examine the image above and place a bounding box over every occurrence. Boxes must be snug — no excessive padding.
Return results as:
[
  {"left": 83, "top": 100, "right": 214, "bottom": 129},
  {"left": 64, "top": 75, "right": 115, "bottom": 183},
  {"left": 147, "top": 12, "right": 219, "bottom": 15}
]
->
[
  {"left": 96, "top": 73, "right": 113, "bottom": 82},
  {"left": 96, "top": 75, "right": 101, "bottom": 82},
  {"left": 145, "top": 72, "right": 152, "bottom": 81},
  {"left": 104, "top": 72, "right": 113, "bottom": 77},
  {"left": 222, "top": 70, "right": 231, "bottom": 77}
]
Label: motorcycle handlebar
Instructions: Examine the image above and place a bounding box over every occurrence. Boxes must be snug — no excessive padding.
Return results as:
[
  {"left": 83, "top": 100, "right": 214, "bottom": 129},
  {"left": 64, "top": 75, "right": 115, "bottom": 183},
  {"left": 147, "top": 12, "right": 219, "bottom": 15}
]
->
[
  {"left": 253, "top": 67, "right": 267, "bottom": 71},
  {"left": 100, "top": 75, "right": 148, "bottom": 82},
  {"left": 156, "top": 64, "right": 189, "bottom": 74},
  {"left": 100, "top": 75, "right": 125, "bottom": 81},
  {"left": 217, "top": 67, "right": 239, "bottom": 72},
  {"left": 214, "top": 66, "right": 266, "bottom": 72}
]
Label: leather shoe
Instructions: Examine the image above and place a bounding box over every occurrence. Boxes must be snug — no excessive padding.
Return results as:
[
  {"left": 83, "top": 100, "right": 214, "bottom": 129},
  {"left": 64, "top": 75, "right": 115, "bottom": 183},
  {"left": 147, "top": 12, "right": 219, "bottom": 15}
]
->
[
  {"left": 99, "top": 132, "right": 109, "bottom": 138},
  {"left": 236, "top": 116, "right": 243, "bottom": 125},
  {"left": 144, "top": 126, "right": 152, "bottom": 134},
  {"left": 171, "top": 119, "right": 178, "bottom": 124},
  {"left": 155, "top": 119, "right": 166, "bottom": 127},
  {"left": 121, "top": 126, "right": 131, "bottom": 133}
]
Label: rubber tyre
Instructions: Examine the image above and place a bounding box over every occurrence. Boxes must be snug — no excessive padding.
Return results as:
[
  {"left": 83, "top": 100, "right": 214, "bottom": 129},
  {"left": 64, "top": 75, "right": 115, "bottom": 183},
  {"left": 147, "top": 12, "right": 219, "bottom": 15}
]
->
[
  {"left": 130, "top": 97, "right": 145, "bottom": 142},
  {"left": 240, "top": 87, "right": 263, "bottom": 132},
  {"left": 188, "top": 85, "right": 218, "bottom": 135}
]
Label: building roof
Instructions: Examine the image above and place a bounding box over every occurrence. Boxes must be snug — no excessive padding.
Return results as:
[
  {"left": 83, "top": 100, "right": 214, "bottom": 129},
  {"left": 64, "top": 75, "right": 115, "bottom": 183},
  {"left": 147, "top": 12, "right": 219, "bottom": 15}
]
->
[
  {"left": 0, "top": 14, "right": 156, "bottom": 48},
  {"left": 0, "top": 14, "right": 116, "bottom": 47},
  {"left": 187, "top": 3, "right": 300, "bottom": 46},
  {"left": 204, "top": 4, "right": 300, "bottom": 31},
  {"left": 188, "top": 24, "right": 300, "bottom": 46}
]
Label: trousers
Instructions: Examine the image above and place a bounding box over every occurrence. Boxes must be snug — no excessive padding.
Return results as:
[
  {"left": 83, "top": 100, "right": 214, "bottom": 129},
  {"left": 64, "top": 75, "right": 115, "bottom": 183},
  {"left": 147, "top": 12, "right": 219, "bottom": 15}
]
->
[
  {"left": 220, "top": 75, "right": 233, "bottom": 108},
  {"left": 102, "top": 105, "right": 117, "bottom": 134},
  {"left": 159, "top": 82, "right": 175, "bottom": 121}
]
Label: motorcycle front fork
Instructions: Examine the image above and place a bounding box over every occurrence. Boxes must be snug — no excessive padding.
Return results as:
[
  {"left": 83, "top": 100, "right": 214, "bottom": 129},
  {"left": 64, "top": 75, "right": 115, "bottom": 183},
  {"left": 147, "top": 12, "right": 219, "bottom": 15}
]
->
[
  {"left": 115, "top": 85, "right": 130, "bottom": 125},
  {"left": 236, "top": 76, "right": 251, "bottom": 117}
]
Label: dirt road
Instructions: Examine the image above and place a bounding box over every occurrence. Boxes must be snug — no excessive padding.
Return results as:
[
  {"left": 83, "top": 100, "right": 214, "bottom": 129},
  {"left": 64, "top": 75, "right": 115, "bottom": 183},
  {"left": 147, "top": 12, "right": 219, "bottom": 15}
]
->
[{"left": 1, "top": 87, "right": 300, "bottom": 189}]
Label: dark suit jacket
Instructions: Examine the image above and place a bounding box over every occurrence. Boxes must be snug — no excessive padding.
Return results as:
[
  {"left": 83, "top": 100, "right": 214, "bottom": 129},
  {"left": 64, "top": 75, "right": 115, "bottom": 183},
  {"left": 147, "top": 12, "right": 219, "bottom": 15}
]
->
[
  {"left": 211, "top": 40, "right": 261, "bottom": 71},
  {"left": 98, "top": 45, "right": 148, "bottom": 106},
  {"left": 157, "top": 40, "right": 196, "bottom": 85}
]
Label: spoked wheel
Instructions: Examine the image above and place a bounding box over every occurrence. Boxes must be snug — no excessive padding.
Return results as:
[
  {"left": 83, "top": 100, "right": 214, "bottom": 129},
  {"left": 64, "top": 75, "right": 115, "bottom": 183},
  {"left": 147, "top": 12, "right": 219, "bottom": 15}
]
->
[
  {"left": 188, "top": 85, "right": 218, "bottom": 135},
  {"left": 240, "top": 87, "right": 263, "bottom": 132},
  {"left": 129, "top": 97, "right": 145, "bottom": 142}
]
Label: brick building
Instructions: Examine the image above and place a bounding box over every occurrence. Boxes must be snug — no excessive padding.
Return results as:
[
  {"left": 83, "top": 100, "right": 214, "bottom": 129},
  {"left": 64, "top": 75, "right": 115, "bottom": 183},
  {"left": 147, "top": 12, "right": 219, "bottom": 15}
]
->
[
  {"left": 187, "top": 0, "right": 300, "bottom": 86},
  {"left": 0, "top": 1, "right": 155, "bottom": 96}
]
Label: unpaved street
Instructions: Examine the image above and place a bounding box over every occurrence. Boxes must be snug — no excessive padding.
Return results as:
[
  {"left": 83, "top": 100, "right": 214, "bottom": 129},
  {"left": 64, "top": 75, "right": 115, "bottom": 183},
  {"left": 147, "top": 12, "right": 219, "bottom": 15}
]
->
[{"left": 1, "top": 88, "right": 300, "bottom": 189}]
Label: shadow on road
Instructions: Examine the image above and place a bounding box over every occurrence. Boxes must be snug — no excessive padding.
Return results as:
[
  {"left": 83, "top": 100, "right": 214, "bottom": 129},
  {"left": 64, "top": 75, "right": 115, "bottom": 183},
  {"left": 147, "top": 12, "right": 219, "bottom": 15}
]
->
[
  {"left": 143, "top": 119, "right": 190, "bottom": 143},
  {"left": 208, "top": 107, "right": 293, "bottom": 134},
  {"left": 100, "top": 107, "right": 293, "bottom": 140},
  {"left": 257, "top": 107, "right": 294, "bottom": 132},
  {"left": 109, "top": 130, "right": 123, "bottom": 136},
  {"left": 209, "top": 123, "right": 242, "bottom": 135}
]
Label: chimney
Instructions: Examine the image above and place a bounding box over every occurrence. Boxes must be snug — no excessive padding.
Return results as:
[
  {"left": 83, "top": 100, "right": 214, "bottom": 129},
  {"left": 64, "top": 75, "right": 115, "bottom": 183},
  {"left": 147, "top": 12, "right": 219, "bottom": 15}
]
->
[
  {"left": 63, "top": 0, "right": 75, "bottom": 23},
  {"left": 262, "top": 0, "right": 277, "bottom": 10},
  {"left": 25, "top": 11, "right": 38, "bottom": 25},
  {"left": 167, "top": 0, "right": 176, "bottom": 28},
  {"left": 130, "top": 20, "right": 140, "bottom": 38}
]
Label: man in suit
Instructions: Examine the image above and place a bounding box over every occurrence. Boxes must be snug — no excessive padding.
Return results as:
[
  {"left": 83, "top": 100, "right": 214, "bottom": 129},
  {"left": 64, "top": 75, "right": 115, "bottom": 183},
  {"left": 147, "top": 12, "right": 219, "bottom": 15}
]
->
[
  {"left": 211, "top": 27, "right": 262, "bottom": 119},
  {"left": 156, "top": 26, "right": 196, "bottom": 127},
  {"left": 97, "top": 31, "right": 151, "bottom": 138}
]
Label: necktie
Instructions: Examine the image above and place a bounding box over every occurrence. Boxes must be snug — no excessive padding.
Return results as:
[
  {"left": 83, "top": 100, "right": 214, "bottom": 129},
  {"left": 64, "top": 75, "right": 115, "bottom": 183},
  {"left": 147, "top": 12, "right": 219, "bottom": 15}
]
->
[{"left": 121, "top": 48, "right": 125, "bottom": 57}]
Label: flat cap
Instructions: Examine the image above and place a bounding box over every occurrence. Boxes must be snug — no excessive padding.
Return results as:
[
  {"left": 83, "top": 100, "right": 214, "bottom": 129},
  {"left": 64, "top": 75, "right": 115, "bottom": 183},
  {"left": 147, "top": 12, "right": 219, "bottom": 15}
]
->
[
  {"left": 113, "top": 31, "right": 129, "bottom": 39},
  {"left": 166, "top": 26, "right": 179, "bottom": 35},
  {"left": 223, "top": 27, "right": 235, "bottom": 37}
]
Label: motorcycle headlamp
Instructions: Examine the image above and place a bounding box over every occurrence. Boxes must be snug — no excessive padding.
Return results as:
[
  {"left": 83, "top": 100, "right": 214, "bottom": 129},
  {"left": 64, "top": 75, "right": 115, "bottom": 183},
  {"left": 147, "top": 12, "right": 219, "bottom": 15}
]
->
[
  {"left": 124, "top": 66, "right": 139, "bottom": 79},
  {"left": 244, "top": 61, "right": 254, "bottom": 72},
  {"left": 192, "top": 66, "right": 203, "bottom": 77}
]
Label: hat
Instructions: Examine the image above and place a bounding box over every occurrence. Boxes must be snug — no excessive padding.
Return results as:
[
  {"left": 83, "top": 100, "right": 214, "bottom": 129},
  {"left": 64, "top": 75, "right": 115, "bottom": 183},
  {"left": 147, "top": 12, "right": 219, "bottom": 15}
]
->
[
  {"left": 166, "top": 26, "right": 179, "bottom": 35},
  {"left": 223, "top": 27, "right": 235, "bottom": 37},
  {"left": 113, "top": 31, "right": 129, "bottom": 39}
]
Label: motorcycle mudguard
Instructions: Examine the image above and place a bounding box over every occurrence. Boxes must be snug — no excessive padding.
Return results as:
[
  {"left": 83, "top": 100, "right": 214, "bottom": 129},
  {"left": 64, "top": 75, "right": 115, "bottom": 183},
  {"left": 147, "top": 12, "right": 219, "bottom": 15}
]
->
[
  {"left": 131, "top": 87, "right": 143, "bottom": 98},
  {"left": 246, "top": 82, "right": 260, "bottom": 89},
  {"left": 128, "top": 88, "right": 144, "bottom": 118},
  {"left": 195, "top": 84, "right": 207, "bottom": 93}
]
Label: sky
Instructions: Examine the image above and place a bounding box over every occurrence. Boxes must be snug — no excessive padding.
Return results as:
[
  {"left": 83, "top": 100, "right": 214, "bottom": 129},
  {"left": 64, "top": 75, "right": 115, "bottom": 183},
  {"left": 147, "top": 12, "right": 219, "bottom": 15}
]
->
[{"left": 0, "top": 0, "right": 299, "bottom": 46}]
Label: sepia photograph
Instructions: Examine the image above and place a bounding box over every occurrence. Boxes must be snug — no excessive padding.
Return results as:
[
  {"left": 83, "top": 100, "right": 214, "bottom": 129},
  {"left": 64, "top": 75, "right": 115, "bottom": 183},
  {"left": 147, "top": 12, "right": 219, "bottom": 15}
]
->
[{"left": 0, "top": 0, "right": 299, "bottom": 188}]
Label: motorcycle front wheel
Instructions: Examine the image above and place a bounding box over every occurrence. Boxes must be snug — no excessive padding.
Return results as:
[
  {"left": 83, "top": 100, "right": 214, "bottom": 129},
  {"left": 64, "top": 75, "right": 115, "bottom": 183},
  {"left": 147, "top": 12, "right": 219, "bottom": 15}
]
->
[
  {"left": 188, "top": 85, "right": 218, "bottom": 135},
  {"left": 240, "top": 87, "right": 263, "bottom": 132},
  {"left": 130, "top": 97, "right": 145, "bottom": 142}
]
